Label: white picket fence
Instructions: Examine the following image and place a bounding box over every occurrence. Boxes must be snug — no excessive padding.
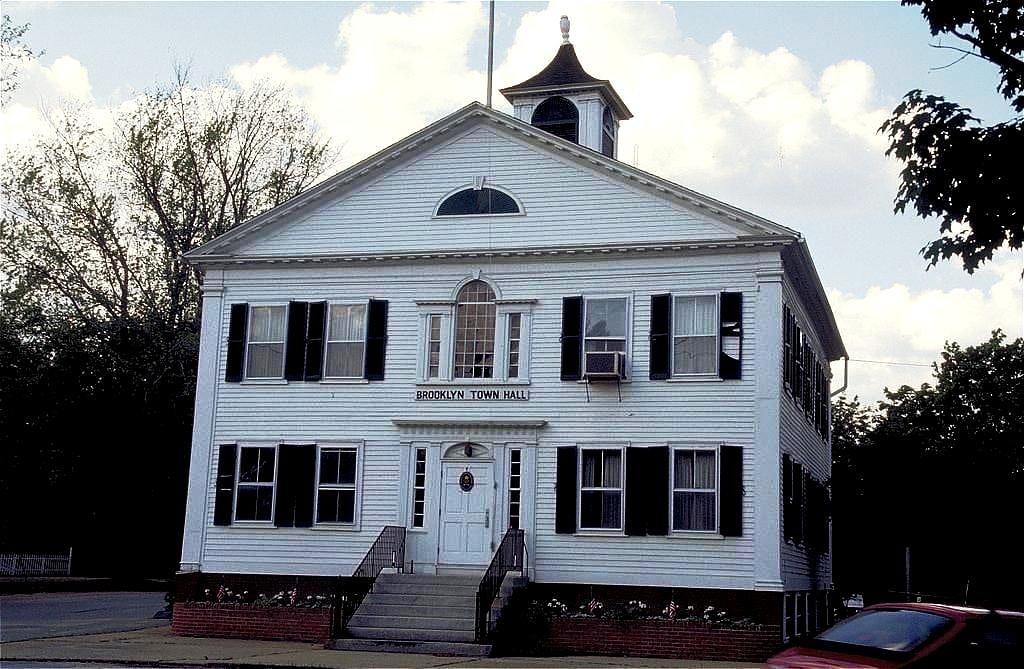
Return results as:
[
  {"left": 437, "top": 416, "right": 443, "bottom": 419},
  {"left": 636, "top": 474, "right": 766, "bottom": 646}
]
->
[{"left": 0, "top": 549, "right": 73, "bottom": 576}]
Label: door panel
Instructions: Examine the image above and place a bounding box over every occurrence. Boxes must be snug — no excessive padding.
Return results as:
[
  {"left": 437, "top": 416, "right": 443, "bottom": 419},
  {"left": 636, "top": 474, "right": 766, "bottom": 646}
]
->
[{"left": 439, "top": 462, "right": 493, "bottom": 565}]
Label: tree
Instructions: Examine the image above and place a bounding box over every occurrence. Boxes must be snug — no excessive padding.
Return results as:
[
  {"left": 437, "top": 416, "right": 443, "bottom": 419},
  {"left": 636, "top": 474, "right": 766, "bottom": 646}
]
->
[
  {"left": 0, "top": 76, "right": 332, "bottom": 575},
  {"left": 1, "top": 14, "right": 41, "bottom": 104},
  {"left": 881, "top": 1, "right": 1024, "bottom": 273},
  {"left": 831, "top": 332, "right": 1024, "bottom": 607}
]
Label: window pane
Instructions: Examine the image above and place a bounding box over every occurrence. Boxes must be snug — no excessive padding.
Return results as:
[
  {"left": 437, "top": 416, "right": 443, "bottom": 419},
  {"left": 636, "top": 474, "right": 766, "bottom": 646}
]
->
[
  {"left": 694, "top": 451, "right": 716, "bottom": 488},
  {"left": 585, "top": 338, "right": 626, "bottom": 352},
  {"left": 602, "top": 491, "right": 622, "bottom": 528},
  {"left": 249, "top": 306, "right": 285, "bottom": 343},
  {"left": 320, "top": 450, "right": 340, "bottom": 485},
  {"left": 329, "top": 304, "right": 366, "bottom": 341},
  {"left": 674, "top": 491, "right": 716, "bottom": 531},
  {"left": 317, "top": 489, "right": 355, "bottom": 524},
  {"left": 239, "top": 447, "right": 275, "bottom": 483},
  {"left": 246, "top": 343, "right": 284, "bottom": 378},
  {"left": 581, "top": 490, "right": 601, "bottom": 528},
  {"left": 674, "top": 336, "right": 717, "bottom": 374},
  {"left": 326, "top": 342, "right": 364, "bottom": 377},
  {"left": 582, "top": 450, "right": 601, "bottom": 487},
  {"left": 236, "top": 485, "right": 273, "bottom": 522},
  {"left": 674, "top": 450, "right": 694, "bottom": 488},
  {"left": 454, "top": 281, "right": 496, "bottom": 378},
  {"left": 674, "top": 296, "right": 716, "bottom": 336},
  {"left": 603, "top": 450, "right": 622, "bottom": 487},
  {"left": 585, "top": 298, "right": 627, "bottom": 338},
  {"left": 338, "top": 450, "right": 356, "bottom": 485}
]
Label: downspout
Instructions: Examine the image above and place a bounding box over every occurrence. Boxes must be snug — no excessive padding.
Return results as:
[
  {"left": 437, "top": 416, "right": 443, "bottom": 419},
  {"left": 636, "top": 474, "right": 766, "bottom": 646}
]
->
[{"left": 830, "top": 356, "right": 849, "bottom": 397}]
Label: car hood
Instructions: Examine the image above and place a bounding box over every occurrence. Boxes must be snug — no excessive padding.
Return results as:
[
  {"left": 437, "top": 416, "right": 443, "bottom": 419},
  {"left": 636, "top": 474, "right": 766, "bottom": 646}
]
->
[{"left": 765, "top": 646, "right": 901, "bottom": 669}]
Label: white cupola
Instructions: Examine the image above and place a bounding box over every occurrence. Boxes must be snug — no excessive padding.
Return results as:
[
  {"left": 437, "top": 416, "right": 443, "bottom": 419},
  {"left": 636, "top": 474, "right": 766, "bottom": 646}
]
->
[{"left": 500, "top": 16, "right": 632, "bottom": 159}]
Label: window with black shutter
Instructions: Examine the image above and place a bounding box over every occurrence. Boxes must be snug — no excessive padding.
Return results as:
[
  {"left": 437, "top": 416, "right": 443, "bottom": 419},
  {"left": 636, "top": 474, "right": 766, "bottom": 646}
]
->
[
  {"left": 560, "top": 297, "right": 583, "bottom": 381},
  {"left": 649, "top": 294, "right": 671, "bottom": 380},
  {"left": 646, "top": 446, "right": 670, "bottom": 536},
  {"left": 555, "top": 447, "right": 578, "bottom": 533},
  {"left": 213, "top": 444, "right": 237, "bottom": 526},
  {"left": 624, "top": 448, "right": 647, "bottom": 536},
  {"left": 793, "top": 462, "right": 805, "bottom": 545},
  {"left": 225, "top": 304, "right": 248, "bottom": 382},
  {"left": 284, "top": 302, "right": 309, "bottom": 382},
  {"left": 304, "top": 301, "right": 327, "bottom": 381},
  {"left": 719, "top": 445, "right": 743, "bottom": 536},
  {"left": 783, "top": 306, "right": 793, "bottom": 390},
  {"left": 719, "top": 292, "right": 742, "bottom": 379},
  {"left": 274, "top": 444, "right": 316, "bottom": 528},
  {"left": 783, "top": 453, "right": 793, "bottom": 541},
  {"left": 364, "top": 299, "right": 389, "bottom": 380}
]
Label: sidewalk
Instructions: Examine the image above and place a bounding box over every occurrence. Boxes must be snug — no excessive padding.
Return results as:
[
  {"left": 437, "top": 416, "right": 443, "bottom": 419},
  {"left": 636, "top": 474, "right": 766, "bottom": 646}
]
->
[{"left": 0, "top": 625, "right": 761, "bottom": 668}]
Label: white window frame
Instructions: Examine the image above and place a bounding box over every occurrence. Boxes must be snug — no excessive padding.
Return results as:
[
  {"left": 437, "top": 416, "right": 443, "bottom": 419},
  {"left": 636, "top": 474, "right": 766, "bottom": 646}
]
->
[
  {"left": 415, "top": 289, "right": 533, "bottom": 384},
  {"left": 671, "top": 293, "right": 719, "bottom": 377},
  {"left": 582, "top": 294, "right": 633, "bottom": 379},
  {"left": 507, "top": 447, "right": 522, "bottom": 530},
  {"left": 233, "top": 444, "right": 278, "bottom": 523},
  {"left": 452, "top": 281, "right": 499, "bottom": 380},
  {"left": 506, "top": 313, "right": 523, "bottom": 380},
  {"left": 577, "top": 445, "right": 625, "bottom": 532},
  {"left": 794, "top": 592, "right": 806, "bottom": 637},
  {"left": 670, "top": 445, "right": 720, "bottom": 534},
  {"left": 322, "top": 301, "right": 369, "bottom": 380},
  {"left": 783, "top": 593, "right": 793, "bottom": 642},
  {"left": 314, "top": 442, "right": 362, "bottom": 528},
  {"left": 411, "top": 447, "right": 427, "bottom": 529},
  {"left": 244, "top": 304, "right": 288, "bottom": 380}
]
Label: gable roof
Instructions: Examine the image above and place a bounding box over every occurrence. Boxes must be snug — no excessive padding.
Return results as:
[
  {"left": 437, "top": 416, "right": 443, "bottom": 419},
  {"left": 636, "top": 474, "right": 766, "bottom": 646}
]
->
[
  {"left": 499, "top": 43, "right": 633, "bottom": 119},
  {"left": 184, "top": 102, "right": 797, "bottom": 260}
]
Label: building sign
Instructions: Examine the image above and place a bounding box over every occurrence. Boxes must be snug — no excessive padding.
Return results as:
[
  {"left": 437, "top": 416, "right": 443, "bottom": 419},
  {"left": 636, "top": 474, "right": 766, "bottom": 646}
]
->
[
  {"left": 415, "top": 387, "right": 530, "bottom": 402},
  {"left": 459, "top": 471, "right": 475, "bottom": 491}
]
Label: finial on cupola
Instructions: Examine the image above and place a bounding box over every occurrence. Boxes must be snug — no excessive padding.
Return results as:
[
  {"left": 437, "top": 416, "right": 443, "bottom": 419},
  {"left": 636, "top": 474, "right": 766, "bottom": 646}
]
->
[{"left": 560, "top": 15, "right": 570, "bottom": 44}]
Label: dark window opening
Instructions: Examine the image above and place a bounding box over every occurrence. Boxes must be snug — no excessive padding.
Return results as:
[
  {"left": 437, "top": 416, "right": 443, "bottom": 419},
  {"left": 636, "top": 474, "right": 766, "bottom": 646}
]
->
[
  {"left": 601, "top": 106, "right": 616, "bottom": 158},
  {"left": 437, "top": 187, "right": 520, "bottom": 216},
  {"left": 532, "top": 96, "right": 579, "bottom": 144}
]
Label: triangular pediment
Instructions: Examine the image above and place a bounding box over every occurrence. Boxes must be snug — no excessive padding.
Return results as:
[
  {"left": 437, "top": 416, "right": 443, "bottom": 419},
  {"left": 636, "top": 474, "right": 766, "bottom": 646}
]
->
[{"left": 186, "top": 103, "right": 795, "bottom": 261}]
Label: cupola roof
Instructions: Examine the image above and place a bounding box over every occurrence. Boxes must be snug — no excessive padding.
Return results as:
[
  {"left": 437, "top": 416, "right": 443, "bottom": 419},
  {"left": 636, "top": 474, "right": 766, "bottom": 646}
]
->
[{"left": 499, "top": 17, "right": 633, "bottom": 120}]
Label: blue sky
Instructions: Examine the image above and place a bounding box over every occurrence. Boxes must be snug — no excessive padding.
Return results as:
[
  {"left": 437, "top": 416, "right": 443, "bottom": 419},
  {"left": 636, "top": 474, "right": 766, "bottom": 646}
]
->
[{"left": 5, "top": 1, "right": 1022, "bottom": 401}]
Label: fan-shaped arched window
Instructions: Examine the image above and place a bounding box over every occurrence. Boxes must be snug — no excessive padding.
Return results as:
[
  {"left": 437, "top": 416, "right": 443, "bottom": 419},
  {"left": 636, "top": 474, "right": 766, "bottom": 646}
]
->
[
  {"left": 531, "top": 96, "right": 579, "bottom": 144},
  {"left": 436, "top": 187, "right": 521, "bottom": 216},
  {"left": 454, "top": 280, "right": 496, "bottom": 378}
]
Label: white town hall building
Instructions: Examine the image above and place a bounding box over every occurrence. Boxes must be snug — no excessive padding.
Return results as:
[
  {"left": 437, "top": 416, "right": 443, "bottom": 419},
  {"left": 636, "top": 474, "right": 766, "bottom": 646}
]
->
[{"left": 176, "top": 17, "right": 845, "bottom": 653}]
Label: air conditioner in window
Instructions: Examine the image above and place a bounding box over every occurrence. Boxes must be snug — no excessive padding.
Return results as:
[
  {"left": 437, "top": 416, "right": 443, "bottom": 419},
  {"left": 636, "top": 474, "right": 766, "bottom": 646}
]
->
[{"left": 584, "top": 351, "right": 626, "bottom": 380}]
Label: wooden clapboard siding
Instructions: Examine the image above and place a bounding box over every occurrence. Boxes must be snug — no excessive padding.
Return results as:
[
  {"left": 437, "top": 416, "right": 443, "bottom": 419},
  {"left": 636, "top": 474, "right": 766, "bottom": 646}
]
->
[
  {"left": 238, "top": 126, "right": 737, "bottom": 258},
  {"left": 196, "top": 251, "right": 764, "bottom": 586},
  {"left": 779, "top": 279, "right": 833, "bottom": 590}
]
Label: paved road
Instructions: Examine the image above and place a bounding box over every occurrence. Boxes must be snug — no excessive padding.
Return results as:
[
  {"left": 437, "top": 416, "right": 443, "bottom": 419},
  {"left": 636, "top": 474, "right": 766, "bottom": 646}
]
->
[{"left": 0, "top": 591, "right": 169, "bottom": 642}]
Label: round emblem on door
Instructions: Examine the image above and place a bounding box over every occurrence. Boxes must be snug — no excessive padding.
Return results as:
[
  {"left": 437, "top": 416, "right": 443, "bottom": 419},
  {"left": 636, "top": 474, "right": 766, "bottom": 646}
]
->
[{"left": 459, "top": 471, "right": 474, "bottom": 492}]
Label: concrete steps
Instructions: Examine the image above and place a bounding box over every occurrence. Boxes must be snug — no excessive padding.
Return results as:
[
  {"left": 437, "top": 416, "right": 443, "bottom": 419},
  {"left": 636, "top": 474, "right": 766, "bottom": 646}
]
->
[{"left": 337, "top": 571, "right": 489, "bottom": 653}]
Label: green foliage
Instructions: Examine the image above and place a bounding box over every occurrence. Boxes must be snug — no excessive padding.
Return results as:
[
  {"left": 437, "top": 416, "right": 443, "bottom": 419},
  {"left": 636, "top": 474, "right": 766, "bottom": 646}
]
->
[
  {"left": 0, "top": 75, "right": 331, "bottom": 575},
  {"left": 1, "top": 14, "right": 41, "bottom": 104},
  {"left": 881, "top": 1, "right": 1024, "bottom": 272},
  {"left": 831, "top": 331, "right": 1024, "bottom": 607}
]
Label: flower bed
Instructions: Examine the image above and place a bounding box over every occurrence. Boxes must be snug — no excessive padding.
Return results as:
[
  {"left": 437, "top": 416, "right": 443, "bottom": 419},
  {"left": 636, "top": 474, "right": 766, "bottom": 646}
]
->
[
  {"left": 526, "top": 598, "right": 780, "bottom": 662},
  {"left": 171, "top": 602, "right": 332, "bottom": 644},
  {"left": 543, "top": 617, "right": 781, "bottom": 663},
  {"left": 171, "top": 585, "right": 334, "bottom": 644}
]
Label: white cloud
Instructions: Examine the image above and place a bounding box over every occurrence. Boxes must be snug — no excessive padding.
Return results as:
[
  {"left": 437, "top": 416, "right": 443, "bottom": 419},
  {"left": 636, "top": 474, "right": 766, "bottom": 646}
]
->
[
  {"left": 42, "top": 56, "right": 93, "bottom": 100},
  {"left": 1, "top": 54, "right": 94, "bottom": 153},
  {"left": 828, "top": 252, "right": 1024, "bottom": 403}
]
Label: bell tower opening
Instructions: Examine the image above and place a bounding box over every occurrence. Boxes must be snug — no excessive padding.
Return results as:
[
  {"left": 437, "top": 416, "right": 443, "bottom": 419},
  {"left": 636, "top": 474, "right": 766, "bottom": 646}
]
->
[{"left": 531, "top": 96, "right": 579, "bottom": 144}]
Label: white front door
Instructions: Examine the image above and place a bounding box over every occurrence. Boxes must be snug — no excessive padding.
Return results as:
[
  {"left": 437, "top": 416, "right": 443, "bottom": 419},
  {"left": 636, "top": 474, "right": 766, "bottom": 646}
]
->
[{"left": 439, "top": 462, "right": 493, "bottom": 565}]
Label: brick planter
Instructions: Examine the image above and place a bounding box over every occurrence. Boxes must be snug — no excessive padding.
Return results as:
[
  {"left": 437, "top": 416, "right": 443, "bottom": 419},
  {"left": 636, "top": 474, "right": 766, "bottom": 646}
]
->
[
  {"left": 542, "top": 617, "right": 781, "bottom": 663},
  {"left": 171, "top": 602, "right": 331, "bottom": 644}
]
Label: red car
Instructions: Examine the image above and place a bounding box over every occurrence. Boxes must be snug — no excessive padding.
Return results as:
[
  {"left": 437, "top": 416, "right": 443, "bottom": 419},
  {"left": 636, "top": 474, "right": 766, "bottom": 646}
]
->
[{"left": 766, "top": 602, "right": 1024, "bottom": 668}]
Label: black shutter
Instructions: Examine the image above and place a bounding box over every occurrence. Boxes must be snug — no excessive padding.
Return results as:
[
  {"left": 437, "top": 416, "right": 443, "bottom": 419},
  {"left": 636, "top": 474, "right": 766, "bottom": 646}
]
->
[
  {"left": 649, "top": 294, "right": 672, "bottom": 380},
  {"left": 560, "top": 296, "right": 584, "bottom": 381},
  {"left": 783, "top": 307, "right": 792, "bottom": 389},
  {"left": 782, "top": 453, "right": 792, "bottom": 541},
  {"left": 794, "top": 462, "right": 805, "bottom": 545},
  {"left": 225, "top": 304, "right": 248, "bottom": 382},
  {"left": 624, "top": 448, "right": 647, "bottom": 536},
  {"left": 793, "top": 327, "right": 803, "bottom": 402},
  {"left": 284, "top": 301, "right": 309, "bottom": 382},
  {"left": 555, "top": 447, "right": 578, "bottom": 534},
  {"left": 719, "top": 445, "right": 743, "bottom": 536},
  {"left": 646, "top": 446, "right": 670, "bottom": 536},
  {"left": 213, "top": 444, "right": 237, "bottom": 526},
  {"left": 719, "top": 292, "right": 742, "bottom": 380},
  {"left": 304, "top": 301, "right": 327, "bottom": 381},
  {"left": 364, "top": 299, "right": 388, "bottom": 381},
  {"left": 274, "top": 444, "right": 317, "bottom": 528}
]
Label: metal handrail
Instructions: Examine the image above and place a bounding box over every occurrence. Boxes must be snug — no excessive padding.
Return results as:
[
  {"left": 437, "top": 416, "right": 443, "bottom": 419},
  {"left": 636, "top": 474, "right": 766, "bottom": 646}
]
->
[
  {"left": 332, "top": 525, "right": 406, "bottom": 637},
  {"left": 475, "top": 527, "right": 526, "bottom": 642}
]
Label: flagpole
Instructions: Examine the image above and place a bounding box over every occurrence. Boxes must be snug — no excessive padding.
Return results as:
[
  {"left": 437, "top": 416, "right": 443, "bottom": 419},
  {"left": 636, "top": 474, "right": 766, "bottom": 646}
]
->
[{"left": 486, "top": 0, "right": 495, "bottom": 107}]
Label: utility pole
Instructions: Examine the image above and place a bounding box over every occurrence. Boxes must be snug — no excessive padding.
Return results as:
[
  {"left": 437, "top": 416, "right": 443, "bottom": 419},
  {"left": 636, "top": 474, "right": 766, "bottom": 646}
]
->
[{"left": 486, "top": 1, "right": 495, "bottom": 107}]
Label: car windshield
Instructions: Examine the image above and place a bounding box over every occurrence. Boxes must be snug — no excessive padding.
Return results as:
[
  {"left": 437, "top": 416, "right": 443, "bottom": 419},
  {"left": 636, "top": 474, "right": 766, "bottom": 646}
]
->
[{"left": 815, "top": 609, "right": 954, "bottom": 653}]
